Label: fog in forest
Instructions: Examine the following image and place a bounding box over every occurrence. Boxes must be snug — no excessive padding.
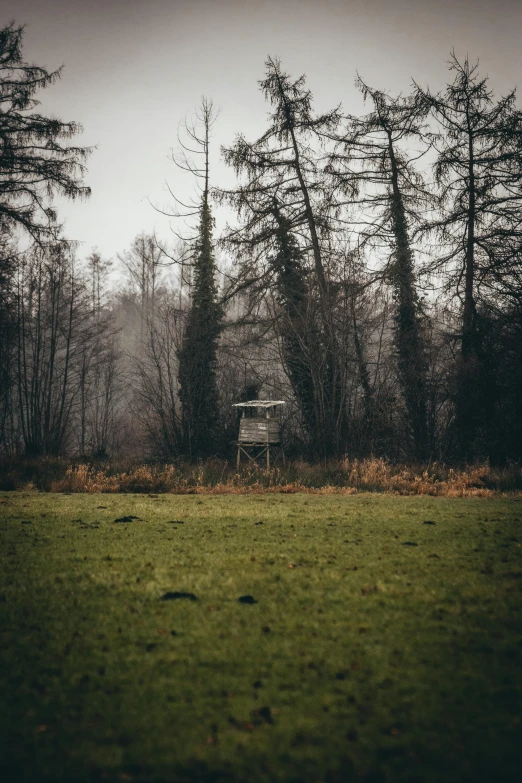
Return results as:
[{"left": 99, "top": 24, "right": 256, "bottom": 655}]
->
[{"left": 1, "top": 0, "right": 522, "bottom": 466}]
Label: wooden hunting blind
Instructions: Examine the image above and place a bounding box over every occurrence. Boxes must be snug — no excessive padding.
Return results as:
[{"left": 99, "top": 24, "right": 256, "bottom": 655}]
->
[{"left": 233, "top": 400, "right": 285, "bottom": 469}]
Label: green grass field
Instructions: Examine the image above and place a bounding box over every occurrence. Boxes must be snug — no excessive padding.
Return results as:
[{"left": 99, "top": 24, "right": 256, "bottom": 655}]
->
[{"left": 1, "top": 492, "right": 521, "bottom": 783}]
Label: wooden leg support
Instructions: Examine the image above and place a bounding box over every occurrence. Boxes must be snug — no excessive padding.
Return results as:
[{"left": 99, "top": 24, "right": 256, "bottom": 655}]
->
[{"left": 236, "top": 443, "right": 270, "bottom": 468}]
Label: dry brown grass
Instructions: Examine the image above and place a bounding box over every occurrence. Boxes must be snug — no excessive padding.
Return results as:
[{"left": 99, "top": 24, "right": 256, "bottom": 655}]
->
[{"left": 46, "top": 458, "right": 522, "bottom": 497}]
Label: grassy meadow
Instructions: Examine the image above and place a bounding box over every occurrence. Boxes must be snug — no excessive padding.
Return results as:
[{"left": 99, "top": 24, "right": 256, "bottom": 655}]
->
[{"left": 1, "top": 491, "right": 521, "bottom": 782}]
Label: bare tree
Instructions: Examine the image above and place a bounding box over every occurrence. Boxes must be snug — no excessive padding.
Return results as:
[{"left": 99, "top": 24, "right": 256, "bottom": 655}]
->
[
  {"left": 14, "top": 243, "right": 94, "bottom": 455},
  {"left": 132, "top": 302, "right": 184, "bottom": 458},
  {"left": 119, "top": 233, "right": 165, "bottom": 339},
  {"left": 0, "top": 233, "right": 18, "bottom": 452},
  {"left": 77, "top": 250, "right": 121, "bottom": 458}
]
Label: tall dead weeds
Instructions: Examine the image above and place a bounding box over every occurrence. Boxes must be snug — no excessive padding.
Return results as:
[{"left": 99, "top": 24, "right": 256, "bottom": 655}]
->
[{"left": 47, "top": 459, "right": 522, "bottom": 496}]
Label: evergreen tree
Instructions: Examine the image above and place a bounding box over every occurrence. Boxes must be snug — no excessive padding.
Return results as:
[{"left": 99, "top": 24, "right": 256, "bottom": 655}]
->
[
  {"left": 330, "top": 79, "right": 431, "bottom": 460},
  {"left": 0, "top": 23, "right": 90, "bottom": 243},
  {"left": 270, "top": 198, "right": 320, "bottom": 444},
  {"left": 220, "top": 58, "right": 349, "bottom": 457},
  {"left": 177, "top": 99, "right": 223, "bottom": 458},
  {"left": 415, "top": 54, "right": 522, "bottom": 460}
]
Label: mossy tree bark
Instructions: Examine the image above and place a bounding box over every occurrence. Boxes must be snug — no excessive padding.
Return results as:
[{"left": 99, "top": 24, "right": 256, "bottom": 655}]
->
[
  {"left": 331, "top": 81, "right": 430, "bottom": 460},
  {"left": 177, "top": 99, "right": 223, "bottom": 458}
]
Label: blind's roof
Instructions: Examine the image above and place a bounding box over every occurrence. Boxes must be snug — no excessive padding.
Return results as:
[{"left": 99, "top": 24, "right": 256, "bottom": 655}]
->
[{"left": 232, "top": 400, "right": 286, "bottom": 408}]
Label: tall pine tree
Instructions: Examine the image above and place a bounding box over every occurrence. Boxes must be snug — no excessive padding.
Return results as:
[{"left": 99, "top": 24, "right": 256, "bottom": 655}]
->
[
  {"left": 177, "top": 99, "right": 223, "bottom": 458},
  {"left": 0, "top": 23, "right": 91, "bottom": 242},
  {"left": 220, "top": 58, "right": 348, "bottom": 457},
  {"left": 415, "top": 55, "right": 522, "bottom": 460},
  {"left": 330, "top": 79, "right": 431, "bottom": 460}
]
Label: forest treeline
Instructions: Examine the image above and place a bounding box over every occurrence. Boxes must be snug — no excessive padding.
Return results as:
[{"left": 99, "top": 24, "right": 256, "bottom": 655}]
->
[{"left": 1, "top": 23, "right": 521, "bottom": 465}]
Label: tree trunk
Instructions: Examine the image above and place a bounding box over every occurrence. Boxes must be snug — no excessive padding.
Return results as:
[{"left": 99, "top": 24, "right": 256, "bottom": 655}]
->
[
  {"left": 274, "top": 73, "right": 347, "bottom": 457},
  {"left": 387, "top": 132, "right": 429, "bottom": 461}
]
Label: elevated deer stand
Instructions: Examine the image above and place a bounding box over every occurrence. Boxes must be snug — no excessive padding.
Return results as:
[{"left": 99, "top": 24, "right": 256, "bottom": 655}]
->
[{"left": 233, "top": 400, "right": 285, "bottom": 469}]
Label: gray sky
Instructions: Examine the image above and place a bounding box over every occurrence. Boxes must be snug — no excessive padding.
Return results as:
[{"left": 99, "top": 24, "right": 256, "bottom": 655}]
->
[{"left": 4, "top": 0, "right": 522, "bottom": 261}]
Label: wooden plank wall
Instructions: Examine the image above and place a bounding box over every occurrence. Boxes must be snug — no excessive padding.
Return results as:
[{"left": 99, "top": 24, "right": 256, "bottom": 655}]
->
[{"left": 239, "top": 418, "right": 281, "bottom": 443}]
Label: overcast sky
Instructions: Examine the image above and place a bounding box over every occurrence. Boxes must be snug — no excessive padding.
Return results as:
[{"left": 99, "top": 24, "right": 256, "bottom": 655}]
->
[{"left": 4, "top": 0, "right": 522, "bottom": 262}]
